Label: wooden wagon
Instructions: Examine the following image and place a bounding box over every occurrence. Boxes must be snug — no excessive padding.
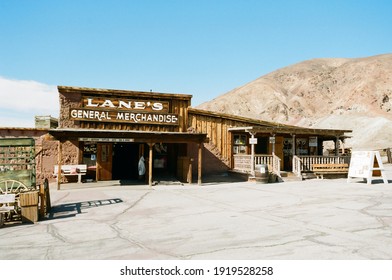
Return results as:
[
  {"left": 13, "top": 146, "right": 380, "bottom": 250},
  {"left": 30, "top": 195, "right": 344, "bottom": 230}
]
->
[{"left": 0, "top": 138, "right": 50, "bottom": 225}]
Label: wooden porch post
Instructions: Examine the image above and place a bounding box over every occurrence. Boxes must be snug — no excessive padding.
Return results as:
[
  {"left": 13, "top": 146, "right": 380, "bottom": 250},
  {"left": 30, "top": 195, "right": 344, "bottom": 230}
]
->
[
  {"left": 335, "top": 136, "right": 340, "bottom": 156},
  {"left": 148, "top": 143, "right": 154, "bottom": 187},
  {"left": 57, "top": 140, "right": 62, "bottom": 190},
  {"left": 198, "top": 142, "right": 203, "bottom": 185},
  {"left": 250, "top": 132, "right": 256, "bottom": 177},
  {"left": 387, "top": 148, "right": 392, "bottom": 164},
  {"left": 292, "top": 134, "right": 296, "bottom": 156}
]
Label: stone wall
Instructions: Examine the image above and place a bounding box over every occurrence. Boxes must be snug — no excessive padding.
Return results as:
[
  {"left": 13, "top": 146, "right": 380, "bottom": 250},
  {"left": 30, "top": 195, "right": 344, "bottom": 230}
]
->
[{"left": 39, "top": 139, "right": 80, "bottom": 183}]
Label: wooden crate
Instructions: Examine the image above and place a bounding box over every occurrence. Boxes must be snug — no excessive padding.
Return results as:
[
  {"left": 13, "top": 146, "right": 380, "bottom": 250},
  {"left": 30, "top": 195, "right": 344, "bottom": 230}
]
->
[
  {"left": 20, "top": 191, "right": 39, "bottom": 223},
  {"left": 21, "top": 206, "right": 38, "bottom": 223},
  {"left": 20, "top": 191, "right": 39, "bottom": 207}
]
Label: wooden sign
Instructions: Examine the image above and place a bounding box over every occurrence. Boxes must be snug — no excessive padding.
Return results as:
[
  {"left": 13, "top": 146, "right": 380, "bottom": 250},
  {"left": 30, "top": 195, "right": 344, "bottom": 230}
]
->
[
  {"left": 69, "top": 97, "right": 179, "bottom": 125},
  {"left": 79, "top": 138, "right": 134, "bottom": 143},
  {"left": 83, "top": 97, "right": 169, "bottom": 113},
  {"left": 70, "top": 108, "right": 179, "bottom": 125},
  {"left": 309, "top": 136, "right": 318, "bottom": 147},
  {"left": 347, "top": 151, "right": 388, "bottom": 184}
]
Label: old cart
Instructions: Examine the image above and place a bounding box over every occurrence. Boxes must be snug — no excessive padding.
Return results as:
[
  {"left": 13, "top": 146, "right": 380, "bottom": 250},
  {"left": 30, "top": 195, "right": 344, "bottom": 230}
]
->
[{"left": 0, "top": 138, "right": 43, "bottom": 224}]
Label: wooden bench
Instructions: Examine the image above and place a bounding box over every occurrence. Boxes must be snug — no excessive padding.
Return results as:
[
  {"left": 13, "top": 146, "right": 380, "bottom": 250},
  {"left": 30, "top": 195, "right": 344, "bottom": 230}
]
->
[
  {"left": 54, "top": 164, "right": 87, "bottom": 183},
  {"left": 312, "top": 163, "right": 349, "bottom": 179},
  {"left": 0, "top": 194, "right": 16, "bottom": 227}
]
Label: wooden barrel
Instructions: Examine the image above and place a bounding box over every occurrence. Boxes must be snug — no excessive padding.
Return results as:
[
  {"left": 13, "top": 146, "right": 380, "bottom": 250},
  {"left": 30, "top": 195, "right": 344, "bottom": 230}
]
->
[{"left": 255, "top": 164, "right": 269, "bottom": 183}]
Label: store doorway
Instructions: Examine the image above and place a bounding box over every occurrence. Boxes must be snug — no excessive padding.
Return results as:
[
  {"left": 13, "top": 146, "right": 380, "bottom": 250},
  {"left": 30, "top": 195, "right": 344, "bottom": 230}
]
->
[
  {"left": 255, "top": 137, "right": 269, "bottom": 154},
  {"left": 97, "top": 143, "right": 113, "bottom": 181},
  {"left": 112, "top": 143, "right": 140, "bottom": 180},
  {"left": 152, "top": 143, "right": 185, "bottom": 182}
]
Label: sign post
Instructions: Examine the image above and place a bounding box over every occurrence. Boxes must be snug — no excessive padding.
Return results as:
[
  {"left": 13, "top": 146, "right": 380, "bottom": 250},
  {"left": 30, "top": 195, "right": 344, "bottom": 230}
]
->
[
  {"left": 347, "top": 151, "right": 388, "bottom": 184},
  {"left": 249, "top": 135, "right": 257, "bottom": 177}
]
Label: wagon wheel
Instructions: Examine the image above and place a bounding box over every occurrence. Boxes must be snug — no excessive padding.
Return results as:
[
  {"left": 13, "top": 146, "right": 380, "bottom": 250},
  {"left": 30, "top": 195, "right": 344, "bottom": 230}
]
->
[
  {"left": 0, "top": 180, "right": 29, "bottom": 220},
  {"left": 0, "top": 180, "right": 29, "bottom": 194}
]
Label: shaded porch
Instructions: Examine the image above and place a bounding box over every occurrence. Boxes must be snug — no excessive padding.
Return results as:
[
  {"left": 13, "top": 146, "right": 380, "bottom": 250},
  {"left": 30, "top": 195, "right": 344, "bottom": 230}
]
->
[
  {"left": 229, "top": 125, "right": 352, "bottom": 180},
  {"left": 49, "top": 128, "right": 208, "bottom": 188},
  {"left": 233, "top": 154, "right": 351, "bottom": 180}
]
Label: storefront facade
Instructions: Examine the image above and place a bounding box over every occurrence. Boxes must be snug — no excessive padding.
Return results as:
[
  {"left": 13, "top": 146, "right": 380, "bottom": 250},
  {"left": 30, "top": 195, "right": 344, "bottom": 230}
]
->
[
  {"left": 50, "top": 86, "right": 208, "bottom": 187},
  {"left": 44, "top": 85, "right": 352, "bottom": 186}
]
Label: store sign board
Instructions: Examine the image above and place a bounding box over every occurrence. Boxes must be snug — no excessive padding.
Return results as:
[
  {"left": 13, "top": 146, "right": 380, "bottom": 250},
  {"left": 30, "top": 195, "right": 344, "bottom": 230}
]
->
[
  {"left": 79, "top": 137, "right": 135, "bottom": 143},
  {"left": 69, "top": 97, "right": 179, "bottom": 125},
  {"left": 84, "top": 97, "right": 169, "bottom": 113},
  {"left": 70, "top": 108, "right": 179, "bottom": 125},
  {"left": 347, "top": 151, "right": 388, "bottom": 184},
  {"left": 83, "top": 143, "right": 97, "bottom": 153},
  {"left": 309, "top": 136, "right": 318, "bottom": 147}
]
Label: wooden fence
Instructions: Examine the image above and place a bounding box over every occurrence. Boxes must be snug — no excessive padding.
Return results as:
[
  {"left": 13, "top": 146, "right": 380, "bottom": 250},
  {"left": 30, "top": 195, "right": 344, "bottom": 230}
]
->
[
  {"left": 292, "top": 155, "right": 351, "bottom": 177},
  {"left": 233, "top": 154, "right": 281, "bottom": 176}
]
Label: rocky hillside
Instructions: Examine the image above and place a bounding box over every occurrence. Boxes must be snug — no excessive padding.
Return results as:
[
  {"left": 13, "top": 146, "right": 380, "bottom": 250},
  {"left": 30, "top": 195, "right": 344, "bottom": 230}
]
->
[{"left": 197, "top": 54, "right": 392, "bottom": 150}]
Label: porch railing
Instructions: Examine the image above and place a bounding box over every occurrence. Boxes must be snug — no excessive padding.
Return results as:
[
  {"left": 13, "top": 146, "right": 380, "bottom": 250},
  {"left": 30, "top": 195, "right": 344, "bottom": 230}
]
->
[
  {"left": 292, "top": 155, "right": 351, "bottom": 177},
  {"left": 233, "top": 154, "right": 281, "bottom": 177}
]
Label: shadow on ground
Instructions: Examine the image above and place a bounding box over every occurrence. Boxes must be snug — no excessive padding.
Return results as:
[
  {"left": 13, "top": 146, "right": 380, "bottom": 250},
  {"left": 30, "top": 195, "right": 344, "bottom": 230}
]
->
[
  {"left": 48, "top": 198, "right": 123, "bottom": 220},
  {"left": 202, "top": 172, "right": 248, "bottom": 184}
]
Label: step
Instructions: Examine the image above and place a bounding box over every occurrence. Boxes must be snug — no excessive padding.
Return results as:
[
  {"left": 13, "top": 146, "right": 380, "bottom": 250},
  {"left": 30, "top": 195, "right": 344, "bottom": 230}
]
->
[
  {"left": 281, "top": 175, "right": 303, "bottom": 182},
  {"left": 280, "top": 171, "right": 298, "bottom": 177}
]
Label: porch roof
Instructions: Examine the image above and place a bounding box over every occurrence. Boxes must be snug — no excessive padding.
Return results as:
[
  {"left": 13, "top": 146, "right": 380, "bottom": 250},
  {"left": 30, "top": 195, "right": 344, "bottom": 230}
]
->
[
  {"left": 228, "top": 126, "right": 352, "bottom": 139},
  {"left": 58, "top": 85, "right": 193, "bottom": 101}
]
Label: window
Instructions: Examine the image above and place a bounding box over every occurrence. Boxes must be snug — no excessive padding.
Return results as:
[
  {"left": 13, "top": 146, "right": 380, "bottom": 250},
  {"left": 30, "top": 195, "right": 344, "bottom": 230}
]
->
[
  {"left": 82, "top": 142, "right": 97, "bottom": 167},
  {"left": 233, "top": 134, "right": 247, "bottom": 154}
]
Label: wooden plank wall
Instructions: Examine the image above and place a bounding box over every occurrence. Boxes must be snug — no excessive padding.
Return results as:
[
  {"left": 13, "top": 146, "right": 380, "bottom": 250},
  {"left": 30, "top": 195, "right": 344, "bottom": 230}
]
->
[{"left": 188, "top": 110, "right": 256, "bottom": 165}]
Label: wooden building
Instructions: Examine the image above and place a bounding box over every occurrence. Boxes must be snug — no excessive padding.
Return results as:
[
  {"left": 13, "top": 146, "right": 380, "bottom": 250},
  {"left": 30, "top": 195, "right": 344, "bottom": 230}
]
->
[
  {"left": 187, "top": 108, "right": 352, "bottom": 178},
  {"left": 47, "top": 86, "right": 352, "bottom": 187},
  {"left": 49, "top": 86, "right": 208, "bottom": 187}
]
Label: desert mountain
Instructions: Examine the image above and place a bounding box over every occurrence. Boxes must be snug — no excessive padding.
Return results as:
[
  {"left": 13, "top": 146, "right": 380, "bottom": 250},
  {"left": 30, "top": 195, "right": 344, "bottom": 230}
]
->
[{"left": 197, "top": 54, "right": 392, "bottom": 150}]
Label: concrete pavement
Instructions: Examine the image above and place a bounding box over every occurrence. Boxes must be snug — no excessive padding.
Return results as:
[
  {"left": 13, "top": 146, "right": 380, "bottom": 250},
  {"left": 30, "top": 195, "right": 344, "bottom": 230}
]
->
[{"left": 1, "top": 166, "right": 392, "bottom": 260}]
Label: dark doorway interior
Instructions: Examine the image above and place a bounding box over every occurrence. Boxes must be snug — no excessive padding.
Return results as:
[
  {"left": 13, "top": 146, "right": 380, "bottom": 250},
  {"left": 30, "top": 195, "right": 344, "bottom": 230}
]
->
[
  {"left": 255, "top": 137, "right": 269, "bottom": 154},
  {"left": 153, "top": 143, "right": 176, "bottom": 179},
  {"left": 112, "top": 143, "right": 139, "bottom": 180}
]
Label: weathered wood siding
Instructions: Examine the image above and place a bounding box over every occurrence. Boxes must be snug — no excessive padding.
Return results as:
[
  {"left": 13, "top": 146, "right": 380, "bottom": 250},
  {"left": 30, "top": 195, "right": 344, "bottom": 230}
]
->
[
  {"left": 188, "top": 108, "right": 270, "bottom": 167},
  {"left": 269, "top": 136, "right": 284, "bottom": 169}
]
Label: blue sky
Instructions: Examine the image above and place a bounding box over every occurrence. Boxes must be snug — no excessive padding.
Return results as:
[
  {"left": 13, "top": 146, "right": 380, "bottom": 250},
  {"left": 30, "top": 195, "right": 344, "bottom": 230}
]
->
[{"left": 1, "top": 0, "right": 391, "bottom": 127}]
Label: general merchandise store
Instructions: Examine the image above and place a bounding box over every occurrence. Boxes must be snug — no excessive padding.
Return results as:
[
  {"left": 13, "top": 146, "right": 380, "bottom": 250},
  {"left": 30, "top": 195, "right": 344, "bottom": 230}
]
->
[{"left": 46, "top": 86, "right": 351, "bottom": 186}]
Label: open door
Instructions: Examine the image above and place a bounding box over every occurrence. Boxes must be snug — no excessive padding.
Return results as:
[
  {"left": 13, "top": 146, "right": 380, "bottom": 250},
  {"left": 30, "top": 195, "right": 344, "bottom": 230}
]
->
[{"left": 97, "top": 143, "right": 112, "bottom": 181}]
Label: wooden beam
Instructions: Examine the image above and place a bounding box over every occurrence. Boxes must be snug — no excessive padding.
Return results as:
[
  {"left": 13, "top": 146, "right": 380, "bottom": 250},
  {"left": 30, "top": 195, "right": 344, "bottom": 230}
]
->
[
  {"left": 58, "top": 85, "right": 193, "bottom": 101},
  {"left": 227, "top": 125, "right": 352, "bottom": 137},
  {"left": 387, "top": 148, "right": 392, "bottom": 164},
  {"left": 250, "top": 132, "right": 256, "bottom": 177},
  {"left": 198, "top": 143, "right": 203, "bottom": 185},
  {"left": 148, "top": 143, "right": 154, "bottom": 187},
  {"left": 57, "top": 140, "right": 62, "bottom": 190},
  {"left": 335, "top": 136, "right": 340, "bottom": 156},
  {"left": 292, "top": 134, "right": 296, "bottom": 156}
]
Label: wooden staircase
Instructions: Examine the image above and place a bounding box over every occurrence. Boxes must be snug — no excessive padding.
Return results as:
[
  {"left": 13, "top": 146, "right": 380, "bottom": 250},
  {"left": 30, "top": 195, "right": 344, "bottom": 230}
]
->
[{"left": 204, "top": 142, "right": 231, "bottom": 167}]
